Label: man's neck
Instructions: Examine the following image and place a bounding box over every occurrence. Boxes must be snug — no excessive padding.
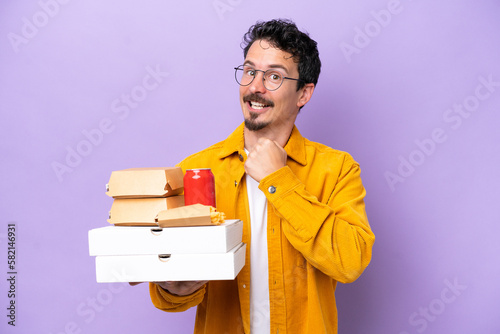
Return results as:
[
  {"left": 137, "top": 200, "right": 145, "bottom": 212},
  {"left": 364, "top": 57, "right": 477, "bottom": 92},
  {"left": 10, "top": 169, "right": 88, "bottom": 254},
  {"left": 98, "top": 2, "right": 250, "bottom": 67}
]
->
[{"left": 244, "top": 123, "right": 294, "bottom": 151}]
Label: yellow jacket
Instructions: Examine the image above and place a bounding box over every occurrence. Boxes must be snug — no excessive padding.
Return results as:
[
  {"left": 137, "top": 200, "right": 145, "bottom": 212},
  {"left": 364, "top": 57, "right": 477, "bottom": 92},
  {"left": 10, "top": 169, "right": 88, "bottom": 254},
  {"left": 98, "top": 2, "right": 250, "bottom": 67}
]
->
[{"left": 150, "top": 123, "right": 375, "bottom": 333}]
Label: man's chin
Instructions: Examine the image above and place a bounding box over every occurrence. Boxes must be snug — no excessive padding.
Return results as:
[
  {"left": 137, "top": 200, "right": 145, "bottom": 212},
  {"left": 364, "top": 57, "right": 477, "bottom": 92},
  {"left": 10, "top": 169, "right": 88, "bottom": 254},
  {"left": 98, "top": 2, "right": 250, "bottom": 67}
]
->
[{"left": 244, "top": 118, "right": 270, "bottom": 131}]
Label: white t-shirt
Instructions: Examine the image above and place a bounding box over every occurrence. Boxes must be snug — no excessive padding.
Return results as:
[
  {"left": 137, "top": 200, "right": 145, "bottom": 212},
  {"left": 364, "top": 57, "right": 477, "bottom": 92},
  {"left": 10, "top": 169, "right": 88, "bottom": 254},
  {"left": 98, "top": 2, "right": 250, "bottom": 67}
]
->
[{"left": 245, "top": 165, "right": 271, "bottom": 333}]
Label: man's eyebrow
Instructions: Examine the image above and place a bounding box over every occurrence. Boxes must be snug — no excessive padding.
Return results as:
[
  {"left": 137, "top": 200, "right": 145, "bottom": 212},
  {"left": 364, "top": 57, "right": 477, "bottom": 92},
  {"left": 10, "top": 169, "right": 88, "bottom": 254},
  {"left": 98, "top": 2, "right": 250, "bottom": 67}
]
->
[
  {"left": 243, "top": 61, "right": 289, "bottom": 73},
  {"left": 268, "top": 64, "right": 289, "bottom": 73}
]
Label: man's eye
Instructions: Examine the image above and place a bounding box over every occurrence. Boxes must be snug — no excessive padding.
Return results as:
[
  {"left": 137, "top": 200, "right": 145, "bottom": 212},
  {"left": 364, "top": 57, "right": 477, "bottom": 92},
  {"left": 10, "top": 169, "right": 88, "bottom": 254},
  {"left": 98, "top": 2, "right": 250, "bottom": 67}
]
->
[
  {"left": 269, "top": 73, "right": 281, "bottom": 81},
  {"left": 242, "top": 67, "right": 255, "bottom": 76}
]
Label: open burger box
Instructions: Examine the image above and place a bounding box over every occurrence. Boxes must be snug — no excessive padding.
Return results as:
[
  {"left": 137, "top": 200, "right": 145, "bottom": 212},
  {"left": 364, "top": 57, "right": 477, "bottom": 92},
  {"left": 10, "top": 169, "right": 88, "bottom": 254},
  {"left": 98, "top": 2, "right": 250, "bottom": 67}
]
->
[{"left": 89, "top": 220, "right": 245, "bottom": 282}]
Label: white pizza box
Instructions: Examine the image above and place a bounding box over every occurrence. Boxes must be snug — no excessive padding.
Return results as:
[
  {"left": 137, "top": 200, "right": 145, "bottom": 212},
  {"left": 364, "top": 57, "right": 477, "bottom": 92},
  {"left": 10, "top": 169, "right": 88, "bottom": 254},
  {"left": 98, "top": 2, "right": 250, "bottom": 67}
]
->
[
  {"left": 89, "top": 219, "right": 243, "bottom": 255},
  {"left": 94, "top": 243, "right": 246, "bottom": 282}
]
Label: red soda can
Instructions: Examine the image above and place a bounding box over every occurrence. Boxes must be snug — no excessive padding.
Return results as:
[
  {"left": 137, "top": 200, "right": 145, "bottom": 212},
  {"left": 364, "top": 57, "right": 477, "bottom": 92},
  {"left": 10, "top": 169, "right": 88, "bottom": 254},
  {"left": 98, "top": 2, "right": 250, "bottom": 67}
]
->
[{"left": 183, "top": 168, "right": 216, "bottom": 207}]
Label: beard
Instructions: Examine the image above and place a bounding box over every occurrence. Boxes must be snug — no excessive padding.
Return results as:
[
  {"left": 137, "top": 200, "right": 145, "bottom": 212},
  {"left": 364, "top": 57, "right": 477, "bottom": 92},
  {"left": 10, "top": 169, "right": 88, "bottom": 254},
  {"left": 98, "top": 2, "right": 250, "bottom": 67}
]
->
[
  {"left": 242, "top": 93, "right": 274, "bottom": 131},
  {"left": 244, "top": 111, "right": 271, "bottom": 131}
]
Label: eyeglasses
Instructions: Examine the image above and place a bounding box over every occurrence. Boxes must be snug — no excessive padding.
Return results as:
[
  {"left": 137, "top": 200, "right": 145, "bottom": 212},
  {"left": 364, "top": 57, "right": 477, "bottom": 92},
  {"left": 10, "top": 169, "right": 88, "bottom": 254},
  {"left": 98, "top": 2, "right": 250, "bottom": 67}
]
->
[{"left": 234, "top": 65, "right": 302, "bottom": 91}]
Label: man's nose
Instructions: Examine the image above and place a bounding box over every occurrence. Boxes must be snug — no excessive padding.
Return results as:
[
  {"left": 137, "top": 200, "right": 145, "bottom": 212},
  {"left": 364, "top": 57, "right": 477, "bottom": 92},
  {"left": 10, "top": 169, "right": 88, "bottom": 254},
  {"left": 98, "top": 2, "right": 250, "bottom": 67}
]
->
[{"left": 249, "top": 71, "right": 267, "bottom": 93}]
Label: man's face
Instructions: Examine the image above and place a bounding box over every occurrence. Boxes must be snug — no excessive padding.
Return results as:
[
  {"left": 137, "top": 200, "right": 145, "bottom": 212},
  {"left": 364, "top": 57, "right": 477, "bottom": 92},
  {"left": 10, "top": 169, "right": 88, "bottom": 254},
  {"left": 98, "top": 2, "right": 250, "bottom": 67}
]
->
[{"left": 239, "top": 39, "right": 305, "bottom": 132}]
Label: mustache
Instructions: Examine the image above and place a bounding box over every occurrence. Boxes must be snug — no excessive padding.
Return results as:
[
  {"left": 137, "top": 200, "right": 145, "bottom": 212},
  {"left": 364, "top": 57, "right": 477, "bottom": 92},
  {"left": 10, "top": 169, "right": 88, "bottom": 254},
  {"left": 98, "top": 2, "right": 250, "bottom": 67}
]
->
[{"left": 243, "top": 94, "right": 274, "bottom": 107}]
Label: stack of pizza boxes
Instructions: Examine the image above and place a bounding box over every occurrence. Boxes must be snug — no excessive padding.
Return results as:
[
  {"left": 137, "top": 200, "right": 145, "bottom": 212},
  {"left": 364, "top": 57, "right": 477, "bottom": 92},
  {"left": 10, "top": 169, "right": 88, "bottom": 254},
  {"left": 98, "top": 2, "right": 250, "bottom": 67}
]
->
[{"left": 88, "top": 167, "right": 245, "bottom": 283}]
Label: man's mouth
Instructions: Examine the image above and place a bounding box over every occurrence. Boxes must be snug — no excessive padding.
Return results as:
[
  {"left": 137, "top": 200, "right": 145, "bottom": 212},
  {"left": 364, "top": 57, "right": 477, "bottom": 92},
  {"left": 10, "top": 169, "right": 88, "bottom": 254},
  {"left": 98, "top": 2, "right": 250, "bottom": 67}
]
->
[
  {"left": 243, "top": 94, "right": 274, "bottom": 111},
  {"left": 249, "top": 101, "right": 270, "bottom": 110}
]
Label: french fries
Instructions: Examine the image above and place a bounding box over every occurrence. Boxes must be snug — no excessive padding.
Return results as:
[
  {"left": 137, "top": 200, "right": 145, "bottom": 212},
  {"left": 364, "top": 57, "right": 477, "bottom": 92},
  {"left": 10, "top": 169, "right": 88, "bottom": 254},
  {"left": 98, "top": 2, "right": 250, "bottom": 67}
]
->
[{"left": 209, "top": 206, "right": 226, "bottom": 225}]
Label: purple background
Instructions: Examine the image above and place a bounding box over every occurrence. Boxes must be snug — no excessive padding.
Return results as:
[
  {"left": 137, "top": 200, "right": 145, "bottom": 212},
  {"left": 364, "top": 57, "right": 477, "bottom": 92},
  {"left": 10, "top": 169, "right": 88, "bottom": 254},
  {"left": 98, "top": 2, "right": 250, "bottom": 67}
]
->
[{"left": 1, "top": 1, "right": 499, "bottom": 333}]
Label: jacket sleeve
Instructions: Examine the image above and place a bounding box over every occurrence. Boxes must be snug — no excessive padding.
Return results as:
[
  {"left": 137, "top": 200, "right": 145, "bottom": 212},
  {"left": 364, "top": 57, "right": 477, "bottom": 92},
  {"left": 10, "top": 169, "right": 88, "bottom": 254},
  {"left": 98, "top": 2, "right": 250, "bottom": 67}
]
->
[
  {"left": 149, "top": 282, "right": 206, "bottom": 312},
  {"left": 258, "top": 158, "right": 375, "bottom": 283}
]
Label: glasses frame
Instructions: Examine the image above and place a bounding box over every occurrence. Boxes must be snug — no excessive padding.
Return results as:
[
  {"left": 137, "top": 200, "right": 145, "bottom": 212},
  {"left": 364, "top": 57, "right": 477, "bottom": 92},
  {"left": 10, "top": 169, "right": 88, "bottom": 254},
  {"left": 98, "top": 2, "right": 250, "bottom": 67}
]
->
[{"left": 234, "top": 65, "right": 302, "bottom": 91}]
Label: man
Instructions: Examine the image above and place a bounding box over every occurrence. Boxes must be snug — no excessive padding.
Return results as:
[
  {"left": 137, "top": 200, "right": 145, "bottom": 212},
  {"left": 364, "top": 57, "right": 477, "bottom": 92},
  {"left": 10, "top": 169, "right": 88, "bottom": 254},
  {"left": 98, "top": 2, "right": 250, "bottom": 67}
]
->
[{"left": 149, "top": 19, "right": 375, "bottom": 333}]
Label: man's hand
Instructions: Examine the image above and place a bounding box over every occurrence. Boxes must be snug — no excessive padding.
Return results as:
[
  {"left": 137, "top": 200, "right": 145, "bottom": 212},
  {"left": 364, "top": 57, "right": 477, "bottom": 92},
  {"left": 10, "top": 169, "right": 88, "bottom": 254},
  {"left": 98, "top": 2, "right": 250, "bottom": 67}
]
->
[
  {"left": 129, "top": 282, "right": 143, "bottom": 286},
  {"left": 155, "top": 281, "right": 208, "bottom": 296},
  {"left": 129, "top": 281, "right": 207, "bottom": 296},
  {"left": 245, "top": 138, "right": 287, "bottom": 182}
]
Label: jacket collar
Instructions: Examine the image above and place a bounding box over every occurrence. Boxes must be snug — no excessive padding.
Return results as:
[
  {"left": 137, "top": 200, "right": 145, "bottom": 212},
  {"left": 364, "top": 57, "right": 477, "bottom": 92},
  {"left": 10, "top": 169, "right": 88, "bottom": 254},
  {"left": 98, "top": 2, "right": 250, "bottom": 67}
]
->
[{"left": 218, "top": 122, "right": 307, "bottom": 166}]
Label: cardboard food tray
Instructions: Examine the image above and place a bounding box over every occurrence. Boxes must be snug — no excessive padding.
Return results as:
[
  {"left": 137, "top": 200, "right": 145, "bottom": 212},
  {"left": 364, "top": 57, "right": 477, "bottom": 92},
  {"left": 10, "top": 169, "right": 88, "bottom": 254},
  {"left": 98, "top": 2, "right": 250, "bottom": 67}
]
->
[
  {"left": 89, "top": 219, "right": 243, "bottom": 255},
  {"left": 108, "top": 196, "right": 184, "bottom": 226},
  {"left": 106, "top": 167, "right": 184, "bottom": 198},
  {"left": 94, "top": 243, "right": 246, "bottom": 282},
  {"left": 156, "top": 203, "right": 215, "bottom": 227}
]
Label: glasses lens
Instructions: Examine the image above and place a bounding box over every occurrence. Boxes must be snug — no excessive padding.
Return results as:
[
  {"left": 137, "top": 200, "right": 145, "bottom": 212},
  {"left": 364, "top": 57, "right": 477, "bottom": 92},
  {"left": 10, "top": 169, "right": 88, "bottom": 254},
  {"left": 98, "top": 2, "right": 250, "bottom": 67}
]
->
[
  {"left": 264, "top": 70, "right": 284, "bottom": 91},
  {"left": 234, "top": 66, "right": 286, "bottom": 90},
  {"left": 235, "top": 65, "right": 254, "bottom": 86}
]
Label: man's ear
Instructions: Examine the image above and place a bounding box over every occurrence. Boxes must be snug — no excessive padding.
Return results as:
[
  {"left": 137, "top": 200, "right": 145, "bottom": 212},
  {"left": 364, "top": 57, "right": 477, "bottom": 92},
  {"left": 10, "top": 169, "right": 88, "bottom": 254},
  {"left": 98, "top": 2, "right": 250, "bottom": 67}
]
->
[{"left": 297, "top": 83, "right": 315, "bottom": 108}]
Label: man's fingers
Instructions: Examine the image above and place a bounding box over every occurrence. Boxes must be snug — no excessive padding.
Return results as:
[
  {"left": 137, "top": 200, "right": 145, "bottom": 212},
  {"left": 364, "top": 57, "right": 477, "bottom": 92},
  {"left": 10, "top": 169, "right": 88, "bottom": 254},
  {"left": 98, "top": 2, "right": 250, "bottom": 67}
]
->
[
  {"left": 156, "top": 280, "right": 208, "bottom": 296},
  {"left": 129, "top": 282, "right": 144, "bottom": 286},
  {"left": 245, "top": 137, "right": 287, "bottom": 182}
]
